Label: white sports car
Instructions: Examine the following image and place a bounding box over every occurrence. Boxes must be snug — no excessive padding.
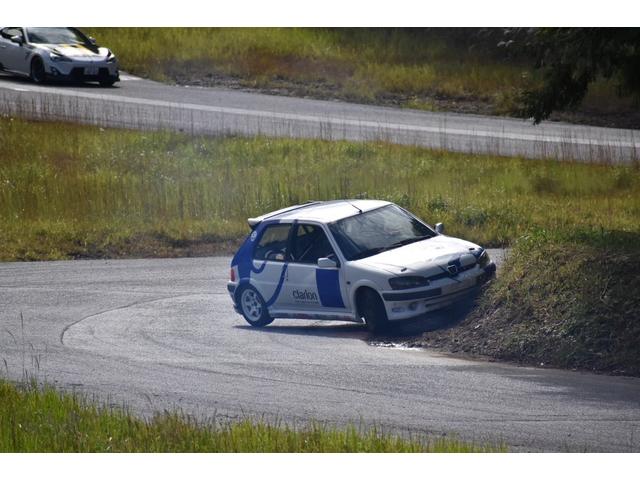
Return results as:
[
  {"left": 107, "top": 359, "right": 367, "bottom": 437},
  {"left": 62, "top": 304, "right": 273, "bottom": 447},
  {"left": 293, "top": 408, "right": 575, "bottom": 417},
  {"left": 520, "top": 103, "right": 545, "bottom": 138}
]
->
[
  {"left": 0, "top": 27, "right": 119, "bottom": 86},
  {"left": 227, "top": 200, "right": 496, "bottom": 332}
]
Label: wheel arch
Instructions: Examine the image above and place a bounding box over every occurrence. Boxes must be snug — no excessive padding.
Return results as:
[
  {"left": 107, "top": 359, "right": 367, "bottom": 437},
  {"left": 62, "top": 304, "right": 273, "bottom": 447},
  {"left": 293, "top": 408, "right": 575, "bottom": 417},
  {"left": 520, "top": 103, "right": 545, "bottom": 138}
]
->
[
  {"left": 29, "top": 54, "right": 46, "bottom": 80},
  {"left": 352, "top": 283, "right": 383, "bottom": 319},
  {"left": 234, "top": 278, "right": 254, "bottom": 305},
  {"left": 30, "top": 53, "right": 44, "bottom": 67}
]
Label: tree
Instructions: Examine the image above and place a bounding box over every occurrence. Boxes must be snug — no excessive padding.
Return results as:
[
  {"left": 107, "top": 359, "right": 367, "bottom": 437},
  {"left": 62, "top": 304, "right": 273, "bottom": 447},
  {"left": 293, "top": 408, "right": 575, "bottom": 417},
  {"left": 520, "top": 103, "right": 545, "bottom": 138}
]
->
[{"left": 503, "top": 28, "right": 640, "bottom": 124}]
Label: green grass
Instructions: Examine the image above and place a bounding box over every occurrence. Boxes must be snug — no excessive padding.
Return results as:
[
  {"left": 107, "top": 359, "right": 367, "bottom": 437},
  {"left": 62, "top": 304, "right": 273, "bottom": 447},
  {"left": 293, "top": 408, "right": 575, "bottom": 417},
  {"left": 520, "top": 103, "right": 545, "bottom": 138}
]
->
[
  {"left": 1, "top": 116, "right": 639, "bottom": 261},
  {"left": 85, "top": 28, "right": 531, "bottom": 111},
  {"left": 82, "top": 28, "right": 633, "bottom": 123},
  {"left": 0, "top": 379, "right": 501, "bottom": 452},
  {"left": 416, "top": 230, "right": 640, "bottom": 375}
]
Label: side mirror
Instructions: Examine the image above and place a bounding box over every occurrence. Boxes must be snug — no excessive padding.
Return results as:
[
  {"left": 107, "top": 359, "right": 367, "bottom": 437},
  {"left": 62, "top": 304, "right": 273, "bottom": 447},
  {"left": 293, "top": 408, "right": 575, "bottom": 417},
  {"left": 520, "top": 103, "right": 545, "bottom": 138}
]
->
[
  {"left": 10, "top": 35, "right": 23, "bottom": 45},
  {"left": 88, "top": 37, "right": 97, "bottom": 45},
  {"left": 317, "top": 257, "right": 338, "bottom": 268},
  {"left": 435, "top": 222, "right": 445, "bottom": 234}
]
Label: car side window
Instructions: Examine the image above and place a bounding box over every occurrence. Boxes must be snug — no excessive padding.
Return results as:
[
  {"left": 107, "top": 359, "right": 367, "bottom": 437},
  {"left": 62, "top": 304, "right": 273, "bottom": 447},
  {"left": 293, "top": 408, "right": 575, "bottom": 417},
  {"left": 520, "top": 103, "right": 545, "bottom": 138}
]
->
[
  {"left": 253, "top": 224, "right": 291, "bottom": 262},
  {"left": 290, "top": 224, "right": 336, "bottom": 264}
]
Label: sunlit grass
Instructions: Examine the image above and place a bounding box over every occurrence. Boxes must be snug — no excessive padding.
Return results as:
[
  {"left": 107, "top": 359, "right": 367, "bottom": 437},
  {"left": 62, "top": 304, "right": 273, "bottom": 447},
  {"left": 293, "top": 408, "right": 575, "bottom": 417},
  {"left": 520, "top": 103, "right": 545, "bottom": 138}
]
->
[
  {"left": 417, "top": 229, "right": 640, "bottom": 375},
  {"left": 0, "top": 380, "right": 501, "bottom": 452},
  {"left": 85, "top": 28, "right": 531, "bottom": 108},
  {"left": 1, "top": 117, "right": 639, "bottom": 260}
]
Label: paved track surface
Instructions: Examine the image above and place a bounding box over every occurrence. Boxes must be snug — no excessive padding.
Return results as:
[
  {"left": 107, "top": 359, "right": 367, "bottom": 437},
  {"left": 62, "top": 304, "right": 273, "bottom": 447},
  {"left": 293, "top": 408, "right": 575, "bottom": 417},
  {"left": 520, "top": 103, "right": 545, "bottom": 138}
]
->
[
  {"left": 1, "top": 252, "right": 639, "bottom": 452},
  {"left": 0, "top": 73, "right": 638, "bottom": 163}
]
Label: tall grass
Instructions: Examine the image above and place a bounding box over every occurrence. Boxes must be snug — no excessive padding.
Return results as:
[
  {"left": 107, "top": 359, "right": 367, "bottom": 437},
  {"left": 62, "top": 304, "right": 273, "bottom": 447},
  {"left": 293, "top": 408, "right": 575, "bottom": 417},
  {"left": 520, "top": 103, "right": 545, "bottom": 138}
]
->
[
  {"left": 0, "top": 380, "right": 501, "bottom": 452},
  {"left": 417, "top": 229, "right": 640, "bottom": 375},
  {"left": 83, "top": 28, "right": 634, "bottom": 121},
  {"left": 1, "top": 117, "right": 639, "bottom": 260},
  {"left": 86, "top": 28, "right": 530, "bottom": 108}
]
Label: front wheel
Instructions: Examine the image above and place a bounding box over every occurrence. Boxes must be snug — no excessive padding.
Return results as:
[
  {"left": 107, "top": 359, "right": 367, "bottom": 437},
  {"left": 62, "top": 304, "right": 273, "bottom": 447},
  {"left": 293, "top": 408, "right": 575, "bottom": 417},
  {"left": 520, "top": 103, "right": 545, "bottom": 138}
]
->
[
  {"left": 359, "top": 289, "right": 390, "bottom": 333},
  {"left": 238, "top": 285, "right": 273, "bottom": 327},
  {"left": 30, "top": 57, "right": 46, "bottom": 84},
  {"left": 99, "top": 78, "right": 117, "bottom": 87}
]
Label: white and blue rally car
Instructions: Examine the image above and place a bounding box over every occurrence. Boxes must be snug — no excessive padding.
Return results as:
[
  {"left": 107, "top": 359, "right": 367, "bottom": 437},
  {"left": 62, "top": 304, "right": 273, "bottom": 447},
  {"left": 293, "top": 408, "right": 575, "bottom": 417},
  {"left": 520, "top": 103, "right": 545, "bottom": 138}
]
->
[{"left": 227, "top": 200, "right": 496, "bottom": 332}]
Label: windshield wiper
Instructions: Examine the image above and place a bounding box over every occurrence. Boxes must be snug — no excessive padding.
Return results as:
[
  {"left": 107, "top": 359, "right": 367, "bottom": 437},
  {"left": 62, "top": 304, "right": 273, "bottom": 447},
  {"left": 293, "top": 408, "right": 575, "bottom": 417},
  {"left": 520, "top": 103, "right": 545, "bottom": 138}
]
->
[
  {"left": 350, "top": 236, "right": 432, "bottom": 260},
  {"left": 387, "top": 235, "right": 432, "bottom": 249},
  {"left": 350, "top": 247, "right": 387, "bottom": 260}
]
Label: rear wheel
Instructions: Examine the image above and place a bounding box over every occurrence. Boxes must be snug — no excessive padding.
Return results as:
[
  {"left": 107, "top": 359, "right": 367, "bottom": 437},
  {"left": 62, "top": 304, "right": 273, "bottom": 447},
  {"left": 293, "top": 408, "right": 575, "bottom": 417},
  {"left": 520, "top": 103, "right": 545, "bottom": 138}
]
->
[
  {"left": 358, "top": 288, "right": 390, "bottom": 333},
  {"left": 30, "top": 57, "right": 46, "bottom": 84},
  {"left": 99, "top": 78, "right": 116, "bottom": 87},
  {"left": 238, "top": 285, "right": 273, "bottom": 327}
]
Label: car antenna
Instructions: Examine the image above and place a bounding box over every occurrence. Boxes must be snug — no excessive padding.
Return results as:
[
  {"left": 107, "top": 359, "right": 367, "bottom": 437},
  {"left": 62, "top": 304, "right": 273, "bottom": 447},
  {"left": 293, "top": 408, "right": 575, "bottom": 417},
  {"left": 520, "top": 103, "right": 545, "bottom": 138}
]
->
[{"left": 346, "top": 200, "right": 363, "bottom": 214}]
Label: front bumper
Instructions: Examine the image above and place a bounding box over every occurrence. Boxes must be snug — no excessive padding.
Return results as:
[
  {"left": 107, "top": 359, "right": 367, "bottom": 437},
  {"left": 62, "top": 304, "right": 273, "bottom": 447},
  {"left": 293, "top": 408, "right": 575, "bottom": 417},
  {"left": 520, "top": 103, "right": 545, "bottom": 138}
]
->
[
  {"left": 381, "top": 263, "right": 496, "bottom": 321},
  {"left": 45, "top": 60, "right": 119, "bottom": 83}
]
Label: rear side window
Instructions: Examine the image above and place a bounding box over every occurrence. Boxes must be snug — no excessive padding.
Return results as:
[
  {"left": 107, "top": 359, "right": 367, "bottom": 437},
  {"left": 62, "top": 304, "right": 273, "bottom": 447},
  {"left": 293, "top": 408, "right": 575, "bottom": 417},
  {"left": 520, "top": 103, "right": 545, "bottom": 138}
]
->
[
  {"left": 254, "top": 224, "right": 291, "bottom": 261},
  {"left": 290, "top": 224, "right": 336, "bottom": 264}
]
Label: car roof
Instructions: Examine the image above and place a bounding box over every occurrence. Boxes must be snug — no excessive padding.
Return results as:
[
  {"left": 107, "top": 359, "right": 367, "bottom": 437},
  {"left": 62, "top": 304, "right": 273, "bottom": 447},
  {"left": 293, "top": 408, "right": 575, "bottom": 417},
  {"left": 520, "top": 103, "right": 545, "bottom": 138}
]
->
[{"left": 248, "top": 199, "right": 391, "bottom": 227}]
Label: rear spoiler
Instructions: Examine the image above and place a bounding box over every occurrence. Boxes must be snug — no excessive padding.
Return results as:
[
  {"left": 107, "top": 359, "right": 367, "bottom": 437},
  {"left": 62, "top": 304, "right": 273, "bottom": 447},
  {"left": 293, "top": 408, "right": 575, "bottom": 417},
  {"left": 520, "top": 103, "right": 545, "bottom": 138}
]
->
[
  {"left": 247, "top": 217, "right": 262, "bottom": 230},
  {"left": 247, "top": 201, "right": 321, "bottom": 230}
]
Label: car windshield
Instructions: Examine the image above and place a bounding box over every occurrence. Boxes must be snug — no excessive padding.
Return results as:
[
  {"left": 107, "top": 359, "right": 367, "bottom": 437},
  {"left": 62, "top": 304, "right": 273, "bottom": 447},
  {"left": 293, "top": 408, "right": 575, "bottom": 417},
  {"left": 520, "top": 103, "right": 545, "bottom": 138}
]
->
[
  {"left": 328, "top": 204, "right": 436, "bottom": 261},
  {"left": 27, "top": 28, "right": 88, "bottom": 45}
]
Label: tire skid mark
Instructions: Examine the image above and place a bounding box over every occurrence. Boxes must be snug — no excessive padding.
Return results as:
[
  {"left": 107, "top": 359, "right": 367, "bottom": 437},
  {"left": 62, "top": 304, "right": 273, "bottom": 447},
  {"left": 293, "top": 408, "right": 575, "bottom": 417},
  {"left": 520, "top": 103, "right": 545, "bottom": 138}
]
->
[
  {"left": 60, "top": 293, "right": 210, "bottom": 345},
  {"left": 154, "top": 360, "right": 530, "bottom": 419},
  {"left": 157, "top": 361, "right": 386, "bottom": 398},
  {"left": 138, "top": 330, "right": 205, "bottom": 359}
]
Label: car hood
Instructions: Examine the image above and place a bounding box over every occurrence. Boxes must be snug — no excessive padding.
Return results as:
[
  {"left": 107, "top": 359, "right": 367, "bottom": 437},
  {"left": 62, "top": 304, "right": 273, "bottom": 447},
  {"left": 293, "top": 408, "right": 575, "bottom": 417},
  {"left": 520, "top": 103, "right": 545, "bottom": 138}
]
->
[
  {"left": 352, "top": 235, "right": 482, "bottom": 275},
  {"left": 35, "top": 43, "right": 107, "bottom": 59}
]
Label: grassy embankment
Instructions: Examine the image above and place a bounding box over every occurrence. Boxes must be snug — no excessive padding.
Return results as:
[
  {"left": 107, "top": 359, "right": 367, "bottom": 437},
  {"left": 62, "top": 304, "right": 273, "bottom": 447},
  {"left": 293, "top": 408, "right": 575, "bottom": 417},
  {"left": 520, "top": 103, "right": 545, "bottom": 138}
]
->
[
  {"left": 1, "top": 116, "right": 639, "bottom": 261},
  {"left": 0, "top": 380, "right": 500, "bottom": 452},
  {"left": 85, "top": 28, "right": 634, "bottom": 125},
  {"left": 413, "top": 229, "right": 640, "bottom": 376}
]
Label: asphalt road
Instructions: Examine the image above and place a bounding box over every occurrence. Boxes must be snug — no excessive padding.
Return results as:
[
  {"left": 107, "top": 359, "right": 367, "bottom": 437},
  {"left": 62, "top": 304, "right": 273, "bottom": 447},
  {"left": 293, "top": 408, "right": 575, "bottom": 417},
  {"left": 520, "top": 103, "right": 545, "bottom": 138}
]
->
[
  {"left": 1, "top": 252, "right": 639, "bottom": 452},
  {"left": 0, "top": 73, "right": 638, "bottom": 163}
]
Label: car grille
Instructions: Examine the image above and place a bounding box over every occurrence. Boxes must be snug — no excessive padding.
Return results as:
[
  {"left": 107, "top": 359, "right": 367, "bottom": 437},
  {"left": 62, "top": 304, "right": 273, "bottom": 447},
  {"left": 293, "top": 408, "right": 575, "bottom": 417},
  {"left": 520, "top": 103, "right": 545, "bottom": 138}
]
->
[
  {"left": 426, "top": 259, "right": 476, "bottom": 281},
  {"left": 70, "top": 67, "right": 111, "bottom": 79}
]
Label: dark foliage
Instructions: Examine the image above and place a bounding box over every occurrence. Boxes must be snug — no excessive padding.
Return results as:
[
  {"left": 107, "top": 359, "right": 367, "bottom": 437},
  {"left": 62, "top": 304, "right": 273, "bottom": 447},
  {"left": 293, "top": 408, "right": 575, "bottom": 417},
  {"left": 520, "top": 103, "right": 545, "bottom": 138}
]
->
[{"left": 502, "top": 28, "right": 640, "bottom": 123}]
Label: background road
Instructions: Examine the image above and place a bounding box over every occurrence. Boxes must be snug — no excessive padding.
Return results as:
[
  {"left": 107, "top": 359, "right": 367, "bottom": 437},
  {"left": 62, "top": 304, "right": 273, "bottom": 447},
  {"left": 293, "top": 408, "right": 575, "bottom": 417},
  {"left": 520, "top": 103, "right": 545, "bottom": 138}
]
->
[
  {"left": 1, "top": 73, "right": 638, "bottom": 163},
  {"left": 1, "top": 253, "right": 639, "bottom": 452}
]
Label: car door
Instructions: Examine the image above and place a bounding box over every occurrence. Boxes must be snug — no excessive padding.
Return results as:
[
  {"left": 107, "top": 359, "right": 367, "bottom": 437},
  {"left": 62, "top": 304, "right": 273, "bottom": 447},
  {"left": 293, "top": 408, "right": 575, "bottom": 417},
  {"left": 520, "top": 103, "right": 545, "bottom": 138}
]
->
[
  {"left": 249, "top": 222, "right": 292, "bottom": 310},
  {"left": 282, "top": 223, "right": 346, "bottom": 313},
  {"left": 0, "top": 28, "right": 28, "bottom": 74}
]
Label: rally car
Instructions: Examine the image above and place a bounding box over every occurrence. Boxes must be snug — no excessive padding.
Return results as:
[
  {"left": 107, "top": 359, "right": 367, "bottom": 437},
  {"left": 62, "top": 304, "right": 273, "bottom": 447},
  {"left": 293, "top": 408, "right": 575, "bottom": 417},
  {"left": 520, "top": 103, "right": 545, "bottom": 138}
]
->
[
  {"left": 0, "top": 27, "right": 119, "bottom": 86},
  {"left": 227, "top": 200, "right": 496, "bottom": 332}
]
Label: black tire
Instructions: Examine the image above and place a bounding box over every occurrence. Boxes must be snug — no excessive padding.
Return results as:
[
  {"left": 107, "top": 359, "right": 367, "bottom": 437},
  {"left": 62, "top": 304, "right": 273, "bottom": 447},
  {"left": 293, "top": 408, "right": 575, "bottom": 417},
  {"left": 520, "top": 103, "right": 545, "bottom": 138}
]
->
[
  {"left": 30, "top": 57, "right": 46, "bottom": 84},
  {"left": 99, "top": 78, "right": 117, "bottom": 87},
  {"left": 358, "top": 288, "right": 390, "bottom": 333},
  {"left": 237, "top": 285, "right": 273, "bottom": 327}
]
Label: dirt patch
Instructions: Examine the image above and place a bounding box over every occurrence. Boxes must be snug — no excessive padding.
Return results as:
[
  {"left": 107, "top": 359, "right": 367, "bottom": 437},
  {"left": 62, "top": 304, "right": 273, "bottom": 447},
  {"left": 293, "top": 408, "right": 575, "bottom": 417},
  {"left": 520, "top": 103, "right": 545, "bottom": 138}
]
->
[
  {"left": 71, "top": 234, "right": 242, "bottom": 260},
  {"left": 9, "top": 234, "right": 243, "bottom": 262}
]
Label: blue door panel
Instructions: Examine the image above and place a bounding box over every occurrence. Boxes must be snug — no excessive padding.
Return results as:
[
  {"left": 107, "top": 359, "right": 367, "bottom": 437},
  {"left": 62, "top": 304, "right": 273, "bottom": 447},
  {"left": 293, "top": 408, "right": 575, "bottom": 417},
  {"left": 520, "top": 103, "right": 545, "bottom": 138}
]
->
[{"left": 315, "top": 269, "right": 345, "bottom": 308}]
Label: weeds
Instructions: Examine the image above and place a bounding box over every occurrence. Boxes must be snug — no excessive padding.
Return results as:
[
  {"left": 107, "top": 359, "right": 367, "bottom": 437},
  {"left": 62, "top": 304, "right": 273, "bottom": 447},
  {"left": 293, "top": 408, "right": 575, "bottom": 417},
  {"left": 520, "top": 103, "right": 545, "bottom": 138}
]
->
[
  {"left": 77, "top": 28, "right": 639, "bottom": 127},
  {"left": 84, "top": 28, "right": 528, "bottom": 110},
  {"left": 0, "top": 117, "right": 639, "bottom": 260},
  {"left": 416, "top": 229, "right": 640, "bottom": 375},
  {"left": 0, "top": 379, "right": 502, "bottom": 452}
]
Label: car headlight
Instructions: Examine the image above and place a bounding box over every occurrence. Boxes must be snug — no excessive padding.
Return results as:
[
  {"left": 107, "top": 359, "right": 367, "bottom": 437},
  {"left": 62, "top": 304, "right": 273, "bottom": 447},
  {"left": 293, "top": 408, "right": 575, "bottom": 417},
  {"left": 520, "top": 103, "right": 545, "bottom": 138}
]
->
[
  {"left": 477, "top": 250, "right": 491, "bottom": 268},
  {"left": 389, "top": 276, "right": 430, "bottom": 290},
  {"left": 106, "top": 50, "right": 117, "bottom": 63},
  {"left": 50, "top": 52, "right": 71, "bottom": 62}
]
